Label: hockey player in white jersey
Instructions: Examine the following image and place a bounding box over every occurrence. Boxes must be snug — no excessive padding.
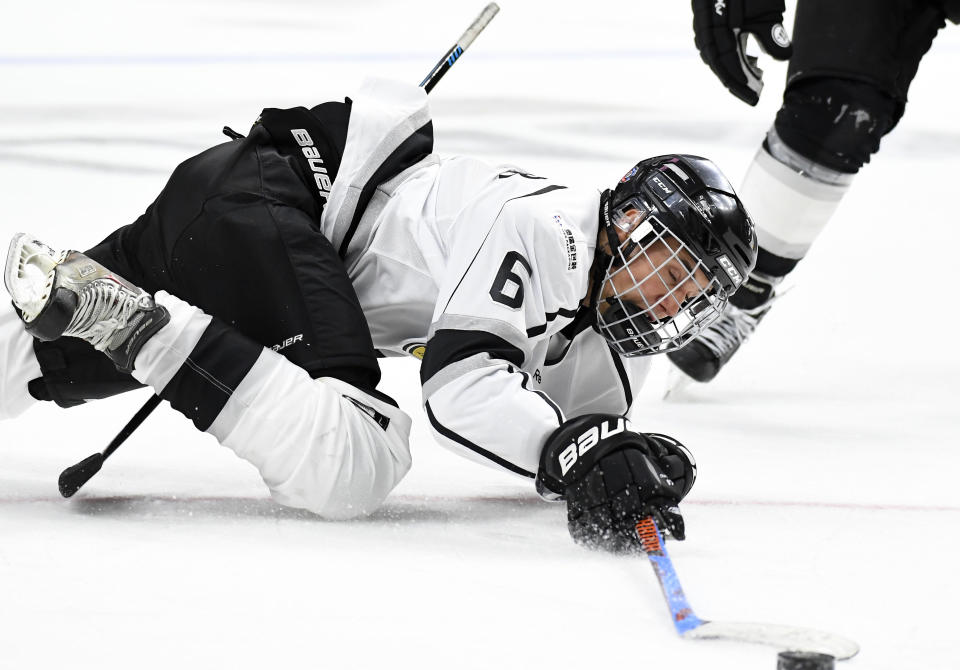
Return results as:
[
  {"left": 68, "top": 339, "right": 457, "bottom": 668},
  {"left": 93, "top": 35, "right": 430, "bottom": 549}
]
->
[{"left": 1, "top": 79, "right": 755, "bottom": 551}]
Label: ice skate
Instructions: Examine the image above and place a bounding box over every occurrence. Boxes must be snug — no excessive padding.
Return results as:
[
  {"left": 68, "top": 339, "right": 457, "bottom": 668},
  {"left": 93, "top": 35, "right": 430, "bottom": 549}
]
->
[
  {"left": 4, "top": 233, "right": 169, "bottom": 372},
  {"left": 666, "top": 301, "right": 771, "bottom": 384},
  {"left": 665, "top": 272, "right": 781, "bottom": 389}
]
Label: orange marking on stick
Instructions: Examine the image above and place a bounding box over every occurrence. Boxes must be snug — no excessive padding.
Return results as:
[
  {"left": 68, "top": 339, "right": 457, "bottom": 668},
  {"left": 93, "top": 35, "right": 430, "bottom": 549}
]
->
[{"left": 635, "top": 518, "right": 663, "bottom": 553}]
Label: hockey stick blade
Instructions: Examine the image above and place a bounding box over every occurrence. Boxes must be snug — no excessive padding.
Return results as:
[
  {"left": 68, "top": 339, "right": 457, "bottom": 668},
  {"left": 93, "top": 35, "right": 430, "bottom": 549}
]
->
[
  {"left": 59, "top": 453, "right": 104, "bottom": 498},
  {"left": 683, "top": 621, "right": 860, "bottom": 660},
  {"left": 635, "top": 518, "right": 860, "bottom": 660},
  {"left": 56, "top": 394, "right": 161, "bottom": 497},
  {"left": 420, "top": 3, "right": 499, "bottom": 93}
]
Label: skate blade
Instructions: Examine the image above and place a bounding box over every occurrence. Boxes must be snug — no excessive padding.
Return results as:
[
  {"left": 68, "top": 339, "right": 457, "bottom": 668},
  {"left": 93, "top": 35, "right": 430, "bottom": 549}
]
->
[
  {"left": 3, "top": 233, "right": 27, "bottom": 297},
  {"left": 4, "top": 233, "right": 63, "bottom": 321},
  {"left": 663, "top": 363, "right": 697, "bottom": 401}
]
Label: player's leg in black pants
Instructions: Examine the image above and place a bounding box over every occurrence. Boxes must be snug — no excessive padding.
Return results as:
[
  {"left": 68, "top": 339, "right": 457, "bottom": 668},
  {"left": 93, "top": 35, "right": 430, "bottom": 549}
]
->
[
  {"left": 14, "top": 125, "right": 411, "bottom": 517},
  {"left": 669, "top": 0, "right": 950, "bottom": 382},
  {"left": 755, "top": 0, "right": 948, "bottom": 278},
  {"left": 27, "top": 125, "right": 385, "bottom": 410}
]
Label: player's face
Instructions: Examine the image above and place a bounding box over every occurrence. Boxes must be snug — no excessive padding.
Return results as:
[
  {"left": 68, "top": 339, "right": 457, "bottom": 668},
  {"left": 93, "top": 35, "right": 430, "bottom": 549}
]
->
[{"left": 599, "top": 212, "right": 711, "bottom": 322}]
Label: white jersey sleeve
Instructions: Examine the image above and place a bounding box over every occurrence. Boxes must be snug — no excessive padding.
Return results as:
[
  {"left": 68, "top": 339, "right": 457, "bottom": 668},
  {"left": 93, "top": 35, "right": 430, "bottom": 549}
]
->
[
  {"left": 420, "top": 181, "right": 600, "bottom": 478},
  {"left": 539, "top": 322, "right": 652, "bottom": 419},
  {"left": 320, "top": 77, "right": 433, "bottom": 265}
]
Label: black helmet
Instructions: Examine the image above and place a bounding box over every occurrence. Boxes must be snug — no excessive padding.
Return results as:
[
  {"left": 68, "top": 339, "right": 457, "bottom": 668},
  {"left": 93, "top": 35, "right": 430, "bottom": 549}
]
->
[{"left": 592, "top": 154, "right": 757, "bottom": 357}]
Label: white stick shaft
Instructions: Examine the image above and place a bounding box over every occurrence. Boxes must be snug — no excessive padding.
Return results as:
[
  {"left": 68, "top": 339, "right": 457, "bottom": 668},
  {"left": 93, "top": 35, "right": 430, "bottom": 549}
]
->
[{"left": 457, "top": 3, "right": 499, "bottom": 49}]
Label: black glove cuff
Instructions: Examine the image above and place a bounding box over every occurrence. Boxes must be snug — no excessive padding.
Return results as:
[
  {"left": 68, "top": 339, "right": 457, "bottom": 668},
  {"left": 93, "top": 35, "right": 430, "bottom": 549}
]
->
[
  {"left": 646, "top": 433, "right": 697, "bottom": 500},
  {"left": 536, "top": 414, "right": 649, "bottom": 498}
]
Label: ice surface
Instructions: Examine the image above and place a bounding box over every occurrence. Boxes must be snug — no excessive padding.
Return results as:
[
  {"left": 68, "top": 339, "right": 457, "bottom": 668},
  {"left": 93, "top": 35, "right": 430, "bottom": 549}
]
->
[{"left": 1, "top": 2, "right": 958, "bottom": 669}]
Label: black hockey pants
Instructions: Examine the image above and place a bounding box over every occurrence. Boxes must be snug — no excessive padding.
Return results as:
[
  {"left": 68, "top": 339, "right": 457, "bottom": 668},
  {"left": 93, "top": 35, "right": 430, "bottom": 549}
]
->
[{"left": 28, "top": 124, "right": 382, "bottom": 408}]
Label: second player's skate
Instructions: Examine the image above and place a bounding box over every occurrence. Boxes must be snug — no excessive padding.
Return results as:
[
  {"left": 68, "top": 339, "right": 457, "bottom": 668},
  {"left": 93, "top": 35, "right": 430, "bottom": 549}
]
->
[
  {"left": 4, "top": 233, "right": 169, "bottom": 372},
  {"left": 665, "top": 272, "right": 781, "bottom": 387},
  {"left": 667, "top": 301, "right": 771, "bottom": 383}
]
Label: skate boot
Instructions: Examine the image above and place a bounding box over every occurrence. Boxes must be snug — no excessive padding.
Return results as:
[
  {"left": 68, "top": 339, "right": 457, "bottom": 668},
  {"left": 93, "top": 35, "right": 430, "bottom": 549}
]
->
[
  {"left": 666, "top": 272, "right": 781, "bottom": 383},
  {"left": 4, "top": 233, "right": 169, "bottom": 372}
]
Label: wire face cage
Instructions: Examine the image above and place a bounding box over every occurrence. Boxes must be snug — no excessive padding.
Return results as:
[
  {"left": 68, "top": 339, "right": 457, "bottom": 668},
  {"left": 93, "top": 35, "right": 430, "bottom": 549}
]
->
[{"left": 595, "top": 195, "right": 728, "bottom": 357}]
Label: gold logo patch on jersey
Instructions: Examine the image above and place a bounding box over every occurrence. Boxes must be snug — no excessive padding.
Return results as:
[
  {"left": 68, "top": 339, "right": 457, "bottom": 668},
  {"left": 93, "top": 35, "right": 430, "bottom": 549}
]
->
[{"left": 403, "top": 342, "right": 427, "bottom": 360}]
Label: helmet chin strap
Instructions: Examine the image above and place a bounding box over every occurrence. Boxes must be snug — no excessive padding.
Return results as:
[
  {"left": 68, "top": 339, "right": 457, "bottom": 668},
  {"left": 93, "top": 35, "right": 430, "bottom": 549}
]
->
[
  {"left": 588, "top": 190, "right": 618, "bottom": 315},
  {"left": 598, "top": 189, "right": 622, "bottom": 259},
  {"left": 599, "top": 300, "right": 663, "bottom": 354}
]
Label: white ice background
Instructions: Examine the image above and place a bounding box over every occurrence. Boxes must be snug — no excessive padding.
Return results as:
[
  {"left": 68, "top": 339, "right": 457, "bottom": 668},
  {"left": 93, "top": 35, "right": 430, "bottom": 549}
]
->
[{"left": 1, "top": 2, "right": 958, "bottom": 668}]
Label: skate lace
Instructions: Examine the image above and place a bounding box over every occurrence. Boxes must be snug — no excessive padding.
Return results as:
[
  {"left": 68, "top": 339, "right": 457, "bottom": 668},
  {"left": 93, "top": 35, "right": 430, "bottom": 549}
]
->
[
  {"left": 63, "top": 281, "right": 142, "bottom": 351},
  {"left": 696, "top": 306, "right": 763, "bottom": 358}
]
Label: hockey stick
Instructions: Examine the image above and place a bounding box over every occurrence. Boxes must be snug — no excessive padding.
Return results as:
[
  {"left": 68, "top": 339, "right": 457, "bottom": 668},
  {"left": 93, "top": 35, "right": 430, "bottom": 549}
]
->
[
  {"left": 420, "top": 3, "right": 499, "bottom": 93},
  {"left": 58, "top": 394, "right": 161, "bottom": 498},
  {"left": 635, "top": 517, "right": 860, "bottom": 660}
]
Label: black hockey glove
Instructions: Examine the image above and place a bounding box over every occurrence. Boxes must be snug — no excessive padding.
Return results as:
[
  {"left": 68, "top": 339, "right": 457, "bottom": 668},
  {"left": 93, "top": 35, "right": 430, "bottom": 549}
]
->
[
  {"left": 536, "top": 414, "right": 696, "bottom": 553},
  {"left": 691, "top": 0, "right": 793, "bottom": 106}
]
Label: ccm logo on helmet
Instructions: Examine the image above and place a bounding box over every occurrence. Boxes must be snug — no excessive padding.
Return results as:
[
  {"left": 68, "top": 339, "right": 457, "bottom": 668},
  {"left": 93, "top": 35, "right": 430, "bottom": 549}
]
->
[
  {"left": 650, "top": 176, "right": 672, "bottom": 195},
  {"left": 290, "top": 128, "right": 331, "bottom": 202},
  {"left": 558, "top": 417, "right": 633, "bottom": 476},
  {"left": 717, "top": 254, "right": 742, "bottom": 284}
]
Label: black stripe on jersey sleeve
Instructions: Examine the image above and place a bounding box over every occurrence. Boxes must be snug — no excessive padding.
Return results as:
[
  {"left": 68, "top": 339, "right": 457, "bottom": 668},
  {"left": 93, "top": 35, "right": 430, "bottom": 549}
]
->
[
  {"left": 608, "top": 347, "right": 633, "bottom": 413},
  {"left": 425, "top": 401, "right": 536, "bottom": 479},
  {"left": 159, "top": 319, "right": 262, "bottom": 432},
  {"left": 544, "top": 307, "right": 594, "bottom": 366},
  {"left": 515, "top": 184, "right": 567, "bottom": 200},
  {"left": 338, "top": 121, "right": 434, "bottom": 258},
  {"left": 420, "top": 329, "right": 525, "bottom": 385},
  {"left": 510, "top": 364, "right": 564, "bottom": 426},
  {"left": 525, "top": 306, "right": 581, "bottom": 338}
]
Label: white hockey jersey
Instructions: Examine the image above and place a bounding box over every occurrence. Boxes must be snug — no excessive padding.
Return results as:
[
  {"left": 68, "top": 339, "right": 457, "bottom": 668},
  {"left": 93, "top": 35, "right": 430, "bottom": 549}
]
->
[{"left": 321, "top": 79, "right": 651, "bottom": 479}]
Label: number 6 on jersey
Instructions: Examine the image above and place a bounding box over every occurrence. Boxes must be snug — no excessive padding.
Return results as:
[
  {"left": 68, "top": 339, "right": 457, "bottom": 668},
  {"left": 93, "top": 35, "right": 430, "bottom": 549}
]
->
[{"left": 489, "top": 251, "right": 531, "bottom": 309}]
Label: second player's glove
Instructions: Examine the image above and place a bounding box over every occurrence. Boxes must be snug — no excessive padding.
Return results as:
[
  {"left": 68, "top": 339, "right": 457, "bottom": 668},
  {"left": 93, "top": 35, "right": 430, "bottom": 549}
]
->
[
  {"left": 691, "top": 0, "right": 793, "bottom": 105},
  {"left": 536, "top": 414, "right": 696, "bottom": 553}
]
